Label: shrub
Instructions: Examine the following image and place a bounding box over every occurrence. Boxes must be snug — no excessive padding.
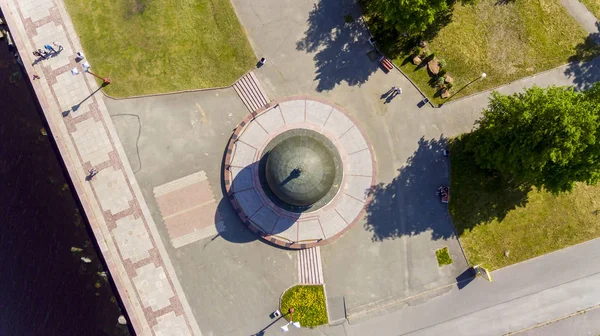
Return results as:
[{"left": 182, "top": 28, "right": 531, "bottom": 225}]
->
[
  {"left": 439, "top": 59, "right": 447, "bottom": 68},
  {"left": 411, "top": 46, "right": 423, "bottom": 56},
  {"left": 280, "top": 285, "right": 328, "bottom": 327},
  {"left": 436, "top": 76, "right": 446, "bottom": 88},
  {"left": 436, "top": 247, "right": 453, "bottom": 266}
]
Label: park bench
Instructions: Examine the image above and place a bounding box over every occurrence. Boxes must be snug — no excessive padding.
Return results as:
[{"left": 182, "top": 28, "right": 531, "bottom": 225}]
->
[{"left": 378, "top": 56, "right": 393, "bottom": 72}]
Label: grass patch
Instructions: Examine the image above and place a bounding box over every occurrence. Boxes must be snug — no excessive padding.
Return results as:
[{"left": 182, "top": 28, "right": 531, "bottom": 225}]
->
[
  {"left": 435, "top": 247, "right": 453, "bottom": 266},
  {"left": 64, "top": 0, "right": 255, "bottom": 97},
  {"left": 374, "top": 0, "right": 591, "bottom": 105},
  {"left": 280, "top": 285, "right": 328, "bottom": 327},
  {"left": 579, "top": 0, "right": 600, "bottom": 18},
  {"left": 449, "top": 136, "right": 600, "bottom": 270}
]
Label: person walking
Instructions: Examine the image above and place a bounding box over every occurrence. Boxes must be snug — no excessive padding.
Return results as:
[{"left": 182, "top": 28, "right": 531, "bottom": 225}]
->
[
  {"left": 38, "top": 48, "right": 48, "bottom": 59},
  {"left": 44, "top": 44, "right": 56, "bottom": 53},
  {"left": 52, "top": 41, "right": 63, "bottom": 51}
]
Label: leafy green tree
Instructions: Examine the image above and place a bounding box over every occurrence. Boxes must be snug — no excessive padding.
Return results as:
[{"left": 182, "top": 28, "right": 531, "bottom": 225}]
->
[
  {"left": 467, "top": 84, "right": 600, "bottom": 193},
  {"left": 366, "top": 0, "right": 474, "bottom": 38}
]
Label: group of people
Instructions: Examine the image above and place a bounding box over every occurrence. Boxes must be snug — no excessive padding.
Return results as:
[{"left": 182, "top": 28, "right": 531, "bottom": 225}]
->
[
  {"left": 390, "top": 85, "right": 403, "bottom": 97},
  {"left": 436, "top": 186, "right": 449, "bottom": 198},
  {"left": 32, "top": 41, "right": 63, "bottom": 60}
]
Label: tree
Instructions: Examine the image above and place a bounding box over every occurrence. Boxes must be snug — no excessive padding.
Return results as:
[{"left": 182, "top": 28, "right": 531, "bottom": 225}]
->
[
  {"left": 467, "top": 84, "right": 600, "bottom": 193},
  {"left": 365, "top": 0, "right": 474, "bottom": 38}
]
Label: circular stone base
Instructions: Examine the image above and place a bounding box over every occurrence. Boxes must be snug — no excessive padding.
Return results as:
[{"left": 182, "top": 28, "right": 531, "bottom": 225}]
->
[{"left": 224, "top": 97, "right": 376, "bottom": 249}]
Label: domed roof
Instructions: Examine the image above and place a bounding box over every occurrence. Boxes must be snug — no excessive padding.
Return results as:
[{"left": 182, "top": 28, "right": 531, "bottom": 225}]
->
[{"left": 265, "top": 134, "right": 339, "bottom": 207}]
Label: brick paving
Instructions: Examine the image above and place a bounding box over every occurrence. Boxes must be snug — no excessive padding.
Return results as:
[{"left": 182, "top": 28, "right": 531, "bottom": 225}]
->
[
  {"left": 0, "top": 0, "right": 202, "bottom": 334},
  {"left": 153, "top": 171, "right": 223, "bottom": 249},
  {"left": 224, "top": 97, "right": 377, "bottom": 249}
]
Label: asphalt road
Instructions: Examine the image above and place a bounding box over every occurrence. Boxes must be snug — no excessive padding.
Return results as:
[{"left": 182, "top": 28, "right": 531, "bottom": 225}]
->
[{"left": 343, "top": 237, "right": 600, "bottom": 336}]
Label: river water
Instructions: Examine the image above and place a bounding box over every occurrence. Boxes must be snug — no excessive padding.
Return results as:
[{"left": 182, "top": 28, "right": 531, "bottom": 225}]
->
[{"left": 0, "top": 31, "right": 131, "bottom": 335}]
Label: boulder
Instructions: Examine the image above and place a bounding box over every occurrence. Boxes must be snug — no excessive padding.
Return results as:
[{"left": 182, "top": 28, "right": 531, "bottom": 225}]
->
[
  {"left": 441, "top": 90, "right": 451, "bottom": 99},
  {"left": 445, "top": 75, "right": 454, "bottom": 83},
  {"left": 428, "top": 58, "right": 440, "bottom": 75},
  {"left": 412, "top": 56, "right": 422, "bottom": 65}
]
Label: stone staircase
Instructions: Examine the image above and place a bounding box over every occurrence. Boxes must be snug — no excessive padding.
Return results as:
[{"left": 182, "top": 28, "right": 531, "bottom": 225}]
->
[
  {"left": 232, "top": 71, "right": 270, "bottom": 112},
  {"left": 298, "top": 246, "right": 324, "bottom": 284}
]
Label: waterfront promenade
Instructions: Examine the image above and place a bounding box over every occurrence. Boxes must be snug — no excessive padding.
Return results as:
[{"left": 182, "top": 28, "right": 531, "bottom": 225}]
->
[{"left": 0, "top": 0, "right": 202, "bottom": 334}]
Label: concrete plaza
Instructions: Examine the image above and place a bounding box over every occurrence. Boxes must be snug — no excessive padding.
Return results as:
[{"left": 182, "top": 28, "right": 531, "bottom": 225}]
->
[
  {"left": 4, "top": 0, "right": 600, "bottom": 333},
  {"left": 105, "top": 0, "right": 474, "bottom": 334}
]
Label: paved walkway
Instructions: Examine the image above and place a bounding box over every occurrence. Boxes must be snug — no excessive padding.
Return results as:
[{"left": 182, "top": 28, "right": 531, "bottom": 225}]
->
[
  {"left": 0, "top": 0, "right": 201, "bottom": 335},
  {"left": 343, "top": 237, "right": 600, "bottom": 336},
  {"left": 3, "top": 0, "right": 600, "bottom": 334},
  {"left": 559, "top": 0, "right": 599, "bottom": 36}
]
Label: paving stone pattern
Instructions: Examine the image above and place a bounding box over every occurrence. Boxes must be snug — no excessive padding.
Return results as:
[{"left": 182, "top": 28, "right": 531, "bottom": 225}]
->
[
  {"left": 153, "top": 171, "right": 223, "bottom": 249},
  {"left": 0, "top": 1, "right": 202, "bottom": 334}
]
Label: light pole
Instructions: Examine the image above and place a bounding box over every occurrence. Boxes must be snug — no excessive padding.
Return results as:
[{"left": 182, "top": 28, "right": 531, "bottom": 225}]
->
[
  {"left": 82, "top": 61, "right": 111, "bottom": 85},
  {"left": 440, "top": 72, "right": 486, "bottom": 107},
  {"left": 281, "top": 307, "right": 301, "bottom": 332}
]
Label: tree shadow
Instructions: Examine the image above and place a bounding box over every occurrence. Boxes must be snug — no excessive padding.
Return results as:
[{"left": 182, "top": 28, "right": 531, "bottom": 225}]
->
[
  {"left": 296, "top": 0, "right": 379, "bottom": 92},
  {"left": 364, "top": 134, "right": 532, "bottom": 242},
  {"left": 364, "top": 136, "right": 456, "bottom": 241},
  {"left": 564, "top": 23, "right": 600, "bottom": 91},
  {"left": 447, "top": 135, "right": 531, "bottom": 235}
]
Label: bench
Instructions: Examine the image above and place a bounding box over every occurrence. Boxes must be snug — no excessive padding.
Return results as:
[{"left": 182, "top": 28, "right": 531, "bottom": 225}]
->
[{"left": 378, "top": 56, "right": 393, "bottom": 72}]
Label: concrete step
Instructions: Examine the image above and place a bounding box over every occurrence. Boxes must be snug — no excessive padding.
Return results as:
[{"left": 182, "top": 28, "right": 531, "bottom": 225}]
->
[
  {"left": 233, "top": 71, "right": 270, "bottom": 112},
  {"left": 298, "top": 246, "right": 324, "bottom": 284}
]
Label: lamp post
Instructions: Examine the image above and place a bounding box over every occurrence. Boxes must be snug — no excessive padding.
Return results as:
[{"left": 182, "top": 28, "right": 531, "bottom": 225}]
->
[
  {"left": 82, "top": 61, "right": 111, "bottom": 85},
  {"left": 440, "top": 72, "right": 486, "bottom": 107},
  {"left": 281, "top": 308, "right": 301, "bottom": 332}
]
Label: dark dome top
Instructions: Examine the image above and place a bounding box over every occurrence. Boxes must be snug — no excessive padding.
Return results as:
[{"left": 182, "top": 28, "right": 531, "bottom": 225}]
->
[{"left": 265, "top": 135, "right": 339, "bottom": 206}]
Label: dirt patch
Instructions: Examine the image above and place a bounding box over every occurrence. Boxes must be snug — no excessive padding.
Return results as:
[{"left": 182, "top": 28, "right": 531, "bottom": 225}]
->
[{"left": 126, "top": 0, "right": 147, "bottom": 17}]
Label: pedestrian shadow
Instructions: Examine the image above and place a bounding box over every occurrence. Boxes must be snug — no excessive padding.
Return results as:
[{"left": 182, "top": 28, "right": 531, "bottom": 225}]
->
[
  {"left": 564, "top": 22, "right": 600, "bottom": 90},
  {"left": 31, "top": 49, "right": 63, "bottom": 66},
  {"left": 296, "top": 0, "right": 379, "bottom": 92}
]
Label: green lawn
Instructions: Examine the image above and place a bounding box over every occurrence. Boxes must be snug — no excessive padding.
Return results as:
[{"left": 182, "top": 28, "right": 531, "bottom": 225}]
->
[
  {"left": 280, "top": 285, "right": 328, "bottom": 327},
  {"left": 449, "top": 136, "right": 600, "bottom": 270},
  {"left": 579, "top": 0, "right": 600, "bottom": 18},
  {"left": 435, "top": 247, "right": 453, "bottom": 266},
  {"left": 376, "top": 0, "right": 591, "bottom": 105},
  {"left": 64, "top": 0, "right": 256, "bottom": 97}
]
